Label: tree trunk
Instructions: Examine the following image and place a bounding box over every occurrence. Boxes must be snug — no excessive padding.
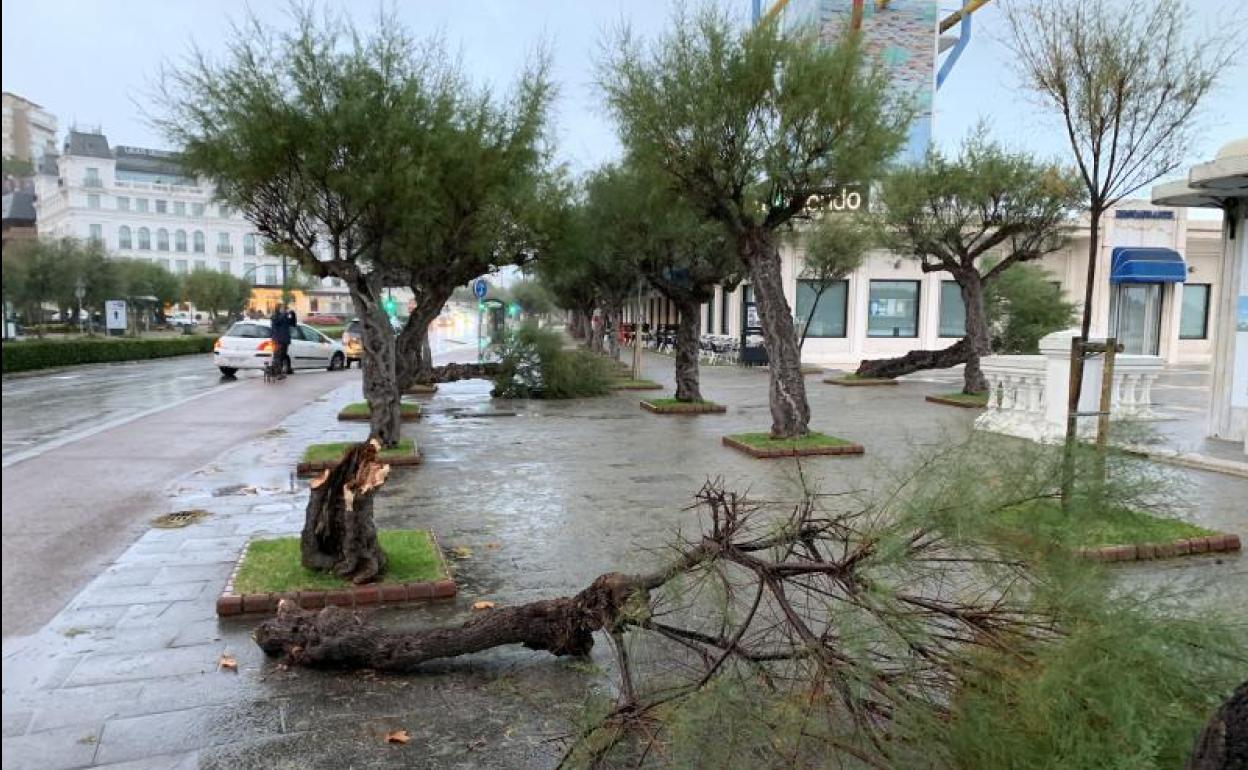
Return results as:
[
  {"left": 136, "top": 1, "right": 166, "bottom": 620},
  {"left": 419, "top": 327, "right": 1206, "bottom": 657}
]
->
[
  {"left": 395, "top": 293, "right": 447, "bottom": 391},
  {"left": 855, "top": 338, "right": 971, "bottom": 379},
  {"left": 605, "top": 302, "right": 622, "bottom": 360},
  {"left": 674, "top": 296, "right": 702, "bottom": 402},
  {"left": 300, "top": 440, "right": 388, "bottom": 584},
  {"left": 350, "top": 283, "right": 402, "bottom": 448},
  {"left": 741, "top": 231, "right": 809, "bottom": 438},
  {"left": 960, "top": 274, "right": 990, "bottom": 394},
  {"left": 1186, "top": 680, "right": 1247, "bottom": 770}
]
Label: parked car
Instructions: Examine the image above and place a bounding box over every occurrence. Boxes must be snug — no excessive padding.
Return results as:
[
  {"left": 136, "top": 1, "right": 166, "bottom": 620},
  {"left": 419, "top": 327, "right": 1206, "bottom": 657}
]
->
[
  {"left": 340, "top": 316, "right": 402, "bottom": 368},
  {"left": 304, "top": 313, "right": 345, "bottom": 325},
  {"left": 213, "top": 319, "right": 347, "bottom": 376},
  {"left": 166, "top": 312, "right": 198, "bottom": 330}
]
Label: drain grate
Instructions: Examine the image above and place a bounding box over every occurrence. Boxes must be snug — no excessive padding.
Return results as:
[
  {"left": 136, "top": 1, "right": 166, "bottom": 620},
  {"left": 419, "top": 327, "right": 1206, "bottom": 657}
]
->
[{"left": 152, "top": 509, "right": 209, "bottom": 529}]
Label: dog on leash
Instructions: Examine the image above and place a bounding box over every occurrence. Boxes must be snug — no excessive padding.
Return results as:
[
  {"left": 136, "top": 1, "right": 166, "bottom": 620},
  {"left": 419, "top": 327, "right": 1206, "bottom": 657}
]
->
[{"left": 263, "top": 361, "right": 280, "bottom": 383}]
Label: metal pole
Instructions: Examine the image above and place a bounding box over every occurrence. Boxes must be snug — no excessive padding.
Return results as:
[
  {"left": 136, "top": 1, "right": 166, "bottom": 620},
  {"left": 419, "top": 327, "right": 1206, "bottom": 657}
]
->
[
  {"left": 1095, "top": 338, "right": 1117, "bottom": 486},
  {"left": 632, "top": 283, "right": 642, "bottom": 380}
]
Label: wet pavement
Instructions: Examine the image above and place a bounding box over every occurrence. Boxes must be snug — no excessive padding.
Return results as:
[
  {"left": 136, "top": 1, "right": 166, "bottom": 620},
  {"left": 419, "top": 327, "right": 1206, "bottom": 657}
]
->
[{"left": 2, "top": 348, "right": 1244, "bottom": 768}]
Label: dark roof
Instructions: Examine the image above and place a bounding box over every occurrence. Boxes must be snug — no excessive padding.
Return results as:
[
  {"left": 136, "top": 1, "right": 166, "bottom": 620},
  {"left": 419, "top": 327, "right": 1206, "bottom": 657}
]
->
[
  {"left": 114, "top": 146, "right": 190, "bottom": 179},
  {"left": 37, "top": 153, "right": 59, "bottom": 175},
  {"left": 64, "top": 130, "right": 112, "bottom": 159},
  {"left": 1, "top": 191, "right": 37, "bottom": 223}
]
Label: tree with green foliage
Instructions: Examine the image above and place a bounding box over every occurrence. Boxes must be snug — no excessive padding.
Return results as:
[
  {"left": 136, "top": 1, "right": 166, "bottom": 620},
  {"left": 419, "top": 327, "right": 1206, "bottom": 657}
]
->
[
  {"left": 159, "top": 7, "right": 457, "bottom": 446},
  {"left": 508, "top": 278, "right": 554, "bottom": 319},
  {"left": 856, "top": 135, "right": 1083, "bottom": 393},
  {"left": 601, "top": 9, "right": 908, "bottom": 437},
  {"left": 985, "top": 262, "right": 1077, "bottom": 354},
  {"left": 116, "top": 259, "right": 182, "bottom": 333},
  {"left": 587, "top": 162, "right": 741, "bottom": 402},
  {"left": 793, "top": 213, "right": 874, "bottom": 351},
  {"left": 387, "top": 62, "right": 555, "bottom": 390},
  {"left": 182, "top": 268, "right": 252, "bottom": 330}
]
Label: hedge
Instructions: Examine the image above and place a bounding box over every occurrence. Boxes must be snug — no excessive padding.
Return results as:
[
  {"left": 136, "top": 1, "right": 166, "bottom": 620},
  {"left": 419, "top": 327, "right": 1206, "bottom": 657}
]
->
[{"left": 1, "top": 335, "right": 219, "bottom": 374}]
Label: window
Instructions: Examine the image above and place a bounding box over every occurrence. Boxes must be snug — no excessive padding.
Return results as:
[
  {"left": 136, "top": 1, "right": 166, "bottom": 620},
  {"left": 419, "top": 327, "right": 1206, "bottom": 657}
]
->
[
  {"left": 157, "top": 228, "right": 170, "bottom": 251},
  {"left": 173, "top": 230, "right": 186, "bottom": 252},
  {"left": 217, "top": 232, "right": 232, "bottom": 254},
  {"left": 243, "top": 262, "right": 257, "bottom": 284},
  {"left": 136, "top": 198, "right": 149, "bottom": 213},
  {"left": 87, "top": 194, "right": 100, "bottom": 209},
  {"left": 867, "top": 280, "right": 920, "bottom": 338},
  {"left": 176, "top": 260, "right": 189, "bottom": 275},
  {"left": 796, "top": 280, "right": 849, "bottom": 338},
  {"left": 138, "top": 227, "right": 151, "bottom": 250},
  {"left": 219, "top": 204, "right": 231, "bottom": 218},
  {"left": 219, "top": 261, "right": 231, "bottom": 275},
  {"left": 939, "top": 281, "right": 967, "bottom": 337},
  {"left": 1180, "top": 284, "right": 1211, "bottom": 340},
  {"left": 192, "top": 202, "right": 205, "bottom": 217},
  {"left": 244, "top": 233, "right": 256, "bottom": 256},
  {"left": 174, "top": 201, "right": 186, "bottom": 217},
  {"left": 89, "top": 224, "right": 103, "bottom": 243},
  {"left": 264, "top": 265, "right": 278, "bottom": 285},
  {"left": 156, "top": 199, "right": 167, "bottom": 214},
  {"left": 193, "top": 230, "right": 205, "bottom": 253},
  {"left": 706, "top": 296, "right": 714, "bottom": 333},
  {"left": 721, "top": 287, "right": 730, "bottom": 334},
  {"left": 117, "top": 196, "right": 130, "bottom": 211},
  {"left": 119, "top": 225, "right": 132, "bottom": 249},
  {"left": 84, "top": 167, "right": 101, "bottom": 187},
  {"left": 195, "top": 260, "right": 207, "bottom": 272}
]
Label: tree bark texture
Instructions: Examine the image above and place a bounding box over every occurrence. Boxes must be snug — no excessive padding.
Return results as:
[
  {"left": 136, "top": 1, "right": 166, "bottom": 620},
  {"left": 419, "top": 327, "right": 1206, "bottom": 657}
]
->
[
  {"left": 395, "top": 294, "right": 447, "bottom": 391},
  {"left": 674, "top": 297, "right": 703, "bottom": 402},
  {"left": 1186, "top": 680, "right": 1247, "bottom": 770},
  {"left": 351, "top": 283, "right": 403, "bottom": 447},
  {"left": 742, "top": 232, "right": 809, "bottom": 437},
  {"left": 300, "top": 440, "right": 389, "bottom": 584},
  {"left": 855, "top": 338, "right": 971, "bottom": 380},
  {"left": 429, "top": 361, "right": 500, "bottom": 382},
  {"left": 256, "top": 571, "right": 650, "bottom": 670},
  {"left": 959, "top": 274, "right": 991, "bottom": 394},
  {"left": 605, "top": 302, "right": 622, "bottom": 360}
]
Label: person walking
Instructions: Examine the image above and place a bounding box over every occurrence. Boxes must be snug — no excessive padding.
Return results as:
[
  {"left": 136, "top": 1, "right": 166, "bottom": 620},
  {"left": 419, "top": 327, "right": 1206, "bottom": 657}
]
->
[{"left": 270, "top": 304, "right": 292, "bottom": 378}]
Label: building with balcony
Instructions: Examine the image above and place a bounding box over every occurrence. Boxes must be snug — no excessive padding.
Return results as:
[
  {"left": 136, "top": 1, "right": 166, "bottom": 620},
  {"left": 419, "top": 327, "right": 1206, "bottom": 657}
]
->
[
  {"left": 2, "top": 92, "right": 58, "bottom": 165},
  {"left": 33, "top": 129, "right": 349, "bottom": 315}
]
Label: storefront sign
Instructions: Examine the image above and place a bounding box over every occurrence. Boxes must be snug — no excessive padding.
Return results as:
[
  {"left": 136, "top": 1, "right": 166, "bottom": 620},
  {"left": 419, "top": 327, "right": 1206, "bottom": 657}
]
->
[{"left": 1115, "top": 209, "right": 1174, "bottom": 220}]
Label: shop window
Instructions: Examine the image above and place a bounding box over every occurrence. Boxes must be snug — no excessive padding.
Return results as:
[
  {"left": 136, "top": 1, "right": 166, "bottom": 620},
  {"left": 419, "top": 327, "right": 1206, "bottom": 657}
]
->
[
  {"left": 939, "top": 281, "right": 966, "bottom": 337},
  {"left": 796, "top": 279, "right": 848, "bottom": 338},
  {"left": 1179, "top": 284, "right": 1210, "bottom": 340},
  {"left": 867, "top": 280, "right": 920, "bottom": 338}
]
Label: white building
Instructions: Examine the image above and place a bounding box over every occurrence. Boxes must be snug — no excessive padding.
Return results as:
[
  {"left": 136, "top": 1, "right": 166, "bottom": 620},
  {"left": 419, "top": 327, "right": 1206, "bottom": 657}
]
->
[
  {"left": 33, "top": 129, "right": 350, "bottom": 316},
  {"left": 2, "top": 92, "right": 58, "bottom": 164},
  {"left": 628, "top": 200, "right": 1222, "bottom": 368}
]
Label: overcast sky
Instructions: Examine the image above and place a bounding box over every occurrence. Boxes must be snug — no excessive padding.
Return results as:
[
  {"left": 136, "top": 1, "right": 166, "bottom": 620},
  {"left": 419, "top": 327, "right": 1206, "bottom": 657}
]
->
[{"left": 4, "top": 0, "right": 1245, "bottom": 185}]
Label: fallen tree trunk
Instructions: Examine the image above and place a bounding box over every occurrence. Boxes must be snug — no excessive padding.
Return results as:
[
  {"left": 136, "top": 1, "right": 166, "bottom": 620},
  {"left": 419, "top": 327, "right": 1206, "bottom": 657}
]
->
[
  {"left": 429, "top": 361, "right": 501, "bottom": 383},
  {"left": 854, "top": 337, "right": 971, "bottom": 380},
  {"left": 300, "top": 440, "right": 389, "bottom": 584},
  {"left": 1187, "top": 680, "right": 1248, "bottom": 770}
]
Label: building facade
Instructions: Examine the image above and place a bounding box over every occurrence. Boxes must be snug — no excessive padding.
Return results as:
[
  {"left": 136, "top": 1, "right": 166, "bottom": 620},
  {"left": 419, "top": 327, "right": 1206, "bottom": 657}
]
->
[
  {"left": 627, "top": 199, "right": 1223, "bottom": 369},
  {"left": 33, "top": 129, "right": 349, "bottom": 316},
  {"left": 2, "top": 92, "right": 58, "bottom": 164}
]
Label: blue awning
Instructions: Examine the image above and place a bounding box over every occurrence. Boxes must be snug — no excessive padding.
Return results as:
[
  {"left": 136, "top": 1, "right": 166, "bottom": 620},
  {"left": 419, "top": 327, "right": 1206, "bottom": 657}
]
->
[{"left": 1110, "top": 247, "right": 1187, "bottom": 284}]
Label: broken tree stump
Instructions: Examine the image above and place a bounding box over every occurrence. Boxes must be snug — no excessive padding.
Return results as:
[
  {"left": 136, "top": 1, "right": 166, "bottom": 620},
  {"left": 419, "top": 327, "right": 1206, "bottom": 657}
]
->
[{"left": 300, "top": 439, "right": 390, "bottom": 584}]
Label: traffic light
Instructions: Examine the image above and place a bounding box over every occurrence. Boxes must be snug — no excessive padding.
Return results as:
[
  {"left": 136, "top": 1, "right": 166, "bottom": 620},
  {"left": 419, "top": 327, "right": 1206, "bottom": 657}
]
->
[
  {"left": 508, "top": 302, "right": 520, "bottom": 318},
  {"left": 383, "top": 297, "right": 397, "bottom": 316}
]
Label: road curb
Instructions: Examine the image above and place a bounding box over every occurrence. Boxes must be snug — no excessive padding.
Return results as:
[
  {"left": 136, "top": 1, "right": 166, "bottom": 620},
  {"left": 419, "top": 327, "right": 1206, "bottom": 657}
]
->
[{"left": 1075, "top": 533, "right": 1241, "bottom": 562}]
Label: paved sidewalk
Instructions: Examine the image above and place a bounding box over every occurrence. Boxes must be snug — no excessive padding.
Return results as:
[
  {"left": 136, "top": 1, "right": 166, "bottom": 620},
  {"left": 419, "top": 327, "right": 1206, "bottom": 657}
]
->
[{"left": 3, "top": 350, "right": 1243, "bottom": 768}]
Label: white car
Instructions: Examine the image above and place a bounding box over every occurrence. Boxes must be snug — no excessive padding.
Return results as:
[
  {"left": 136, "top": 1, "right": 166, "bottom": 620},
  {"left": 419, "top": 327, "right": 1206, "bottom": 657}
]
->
[
  {"left": 213, "top": 319, "right": 347, "bottom": 377},
  {"left": 166, "top": 312, "right": 199, "bottom": 329}
]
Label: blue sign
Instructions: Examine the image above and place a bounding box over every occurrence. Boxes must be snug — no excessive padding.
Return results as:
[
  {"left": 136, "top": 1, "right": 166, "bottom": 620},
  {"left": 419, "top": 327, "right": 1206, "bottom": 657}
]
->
[
  {"left": 472, "top": 279, "right": 488, "bottom": 299},
  {"left": 1115, "top": 209, "right": 1174, "bottom": 220}
]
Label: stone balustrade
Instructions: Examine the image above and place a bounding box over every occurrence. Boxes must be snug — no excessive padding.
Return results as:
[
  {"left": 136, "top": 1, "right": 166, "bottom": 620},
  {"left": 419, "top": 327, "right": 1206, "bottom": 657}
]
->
[{"left": 975, "top": 329, "right": 1164, "bottom": 443}]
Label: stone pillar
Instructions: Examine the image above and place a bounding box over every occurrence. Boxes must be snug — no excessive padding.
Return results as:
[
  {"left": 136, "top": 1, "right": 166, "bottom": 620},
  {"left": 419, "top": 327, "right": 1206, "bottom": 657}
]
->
[{"left": 1207, "top": 203, "right": 1248, "bottom": 452}]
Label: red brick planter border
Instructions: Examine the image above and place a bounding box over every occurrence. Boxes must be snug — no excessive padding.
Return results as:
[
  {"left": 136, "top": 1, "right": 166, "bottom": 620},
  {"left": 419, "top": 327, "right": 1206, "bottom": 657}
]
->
[
  {"left": 721, "top": 435, "right": 865, "bottom": 459},
  {"left": 216, "top": 531, "right": 456, "bottom": 617},
  {"left": 823, "top": 377, "right": 897, "bottom": 387},
  {"left": 1074, "top": 533, "right": 1241, "bottom": 563},
  {"left": 612, "top": 381, "right": 664, "bottom": 391},
  {"left": 924, "top": 394, "right": 988, "bottom": 409},
  {"left": 296, "top": 450, "right": 423, "bottom": 477},
  {"left": 641, "top": 400, "right": 728, "bottom": 414}
]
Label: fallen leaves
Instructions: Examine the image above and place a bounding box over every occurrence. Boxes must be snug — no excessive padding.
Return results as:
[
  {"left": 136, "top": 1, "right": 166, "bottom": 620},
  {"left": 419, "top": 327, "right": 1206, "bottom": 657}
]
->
[
  {"left": 472, "top": 601, "right": 496, "bottom": 611},
  {"left": 451, "top": 546, "right": 473, "bottom": 559},
  {"left": 218, "top": 654, "right": 238, "bottom": 672},
  {"left": 385, "top": 729, "right": 411, "bottom": 745}
]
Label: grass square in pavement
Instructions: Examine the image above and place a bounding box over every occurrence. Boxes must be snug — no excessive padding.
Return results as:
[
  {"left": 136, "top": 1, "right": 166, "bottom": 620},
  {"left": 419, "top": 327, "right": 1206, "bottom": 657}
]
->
[
  {"left": 728, "top": 432, "right": 855, "bottom": 450},
  {"left": 611, "top": 378, "right": 663, "bottom": 390},
  {"left": 338, "top": 401, "right": 421, "bottom": 418},
  {"left": 823, "top": 373, "right": 897, "bottom": 386},
  {"left": 233, "top": 530, "right": 445, "bottom": 594},
  {"left": 927, "top": 391, "right": 990, "bottom": 408},
  {"left": 997, "top": 501, "right": 1214, "bottom": 548},
  {"left": 301, "top": 438, "right": 417, "bottom": 464}
]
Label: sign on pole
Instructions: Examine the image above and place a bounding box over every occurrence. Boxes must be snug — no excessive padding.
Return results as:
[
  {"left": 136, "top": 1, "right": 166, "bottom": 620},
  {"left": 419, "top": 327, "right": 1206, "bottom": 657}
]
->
[
  {"left": 472, "top": 279, "right": 488, "bottom": 300},
  {"left": 105, "top": 300, "right": 127, "bottom": 335}
]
